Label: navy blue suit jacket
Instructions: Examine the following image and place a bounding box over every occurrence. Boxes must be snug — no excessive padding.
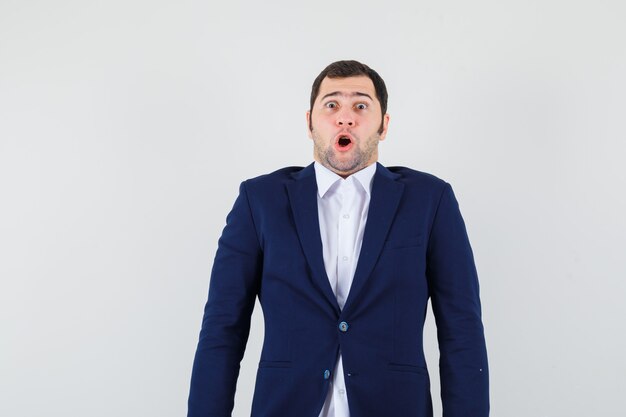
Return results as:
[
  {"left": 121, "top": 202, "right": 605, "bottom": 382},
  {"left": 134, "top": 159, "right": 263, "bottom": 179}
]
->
[{"left": 188, "top": 162, "right": 489, "bottom": 417}]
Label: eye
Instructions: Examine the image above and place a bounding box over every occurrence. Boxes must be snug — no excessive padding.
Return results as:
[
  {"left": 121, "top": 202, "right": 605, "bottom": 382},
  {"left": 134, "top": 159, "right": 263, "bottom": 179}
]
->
[
  {"left": 355, "top": 103, "right": 367, "bottom": 110},
  {"left": 325, "top": 102, "right": 337, "bottom": 109}
]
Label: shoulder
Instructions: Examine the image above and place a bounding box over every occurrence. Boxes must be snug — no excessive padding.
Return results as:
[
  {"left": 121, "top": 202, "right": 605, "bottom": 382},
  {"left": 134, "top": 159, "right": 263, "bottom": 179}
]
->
[
  {"left": 382, "top": 165, "right": 449, "bottom": 191},
  {"left": 236, "top": 166, "right": 309, "bottom": 200},
  {"left": 379, "top": 165, "right": 461, "bottom": 215},
  {"left": 244, "top": 166, "right": 305, "bottom": 187}
]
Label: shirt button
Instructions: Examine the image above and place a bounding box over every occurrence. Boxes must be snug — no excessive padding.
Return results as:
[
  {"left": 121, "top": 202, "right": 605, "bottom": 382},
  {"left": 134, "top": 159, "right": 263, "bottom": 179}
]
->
[
  {"left": 323, "top": 369, "right": 331, "bottom": 379},
  {"left": 338, "top": 321, "right": 349, "bottom": 332},
  {"left": 338, "top": 388, "right": 346, "bottom": 395},
  {"left": 342, "top": 256, "right": 349, "bottom": 261},
  {"left": 343, "top": 214, "right": 350, "bottom": 219}
]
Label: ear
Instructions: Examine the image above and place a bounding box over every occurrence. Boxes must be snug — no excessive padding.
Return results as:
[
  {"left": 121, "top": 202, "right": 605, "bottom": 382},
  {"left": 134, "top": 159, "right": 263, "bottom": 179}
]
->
[
  {"left": 306, "top": 110, "right": 313, "bottom": 139},
  {"left": 379, "top": 113, "right": 390, "bottom": 141}
]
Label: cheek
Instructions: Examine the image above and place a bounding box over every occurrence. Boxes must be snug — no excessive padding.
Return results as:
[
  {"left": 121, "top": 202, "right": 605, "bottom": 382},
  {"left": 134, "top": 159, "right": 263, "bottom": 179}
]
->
[
  {"left": 311, "top": 132, "right": 329, "bottom": 149},
  {"left": 312, "top": 120, "right": 334, "bottom": 136},
  {"left": 314, "top": 117, "right": 331, "bottom": 128}
]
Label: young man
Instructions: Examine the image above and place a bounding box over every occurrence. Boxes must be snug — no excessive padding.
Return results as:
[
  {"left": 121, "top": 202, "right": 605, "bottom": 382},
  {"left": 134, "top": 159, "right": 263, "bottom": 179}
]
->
[{"left": 188, "top": 60, "right": 489, "bottom": 417}]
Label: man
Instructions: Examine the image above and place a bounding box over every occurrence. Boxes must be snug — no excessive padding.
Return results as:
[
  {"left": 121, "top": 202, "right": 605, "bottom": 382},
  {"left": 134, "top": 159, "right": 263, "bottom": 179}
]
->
[{"left": 188, "top": 60, "right": 489, "bottom": 417}]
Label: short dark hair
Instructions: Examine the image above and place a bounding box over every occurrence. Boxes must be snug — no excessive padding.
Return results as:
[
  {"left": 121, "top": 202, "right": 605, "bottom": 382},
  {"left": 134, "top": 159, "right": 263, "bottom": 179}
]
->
[{"left": 309, "top": 60, "right": 388, "bottom": 133}]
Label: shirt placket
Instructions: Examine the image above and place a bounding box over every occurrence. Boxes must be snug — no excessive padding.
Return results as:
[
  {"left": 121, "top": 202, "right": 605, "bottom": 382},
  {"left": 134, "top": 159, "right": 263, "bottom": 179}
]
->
[{"left": 336, "top": 179, "right": 358, "bottom": 310}]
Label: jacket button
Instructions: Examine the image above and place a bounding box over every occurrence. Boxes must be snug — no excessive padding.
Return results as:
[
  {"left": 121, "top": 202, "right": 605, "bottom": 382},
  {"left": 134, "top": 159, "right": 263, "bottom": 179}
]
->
[
  {"left": 338, "top": 321, "right": 349, "bottom": 332},
  {"left": 323, "top": 369, "right": 331, "bottom": 379}
]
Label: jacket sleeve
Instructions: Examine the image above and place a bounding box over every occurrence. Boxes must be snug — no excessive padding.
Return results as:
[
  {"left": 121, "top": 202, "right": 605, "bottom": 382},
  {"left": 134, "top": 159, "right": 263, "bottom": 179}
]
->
[
  {"left": 426, "top": 183, "right": 489, "bottom": 417},
  {"left": 188, "top": 181, "right": 262, "bottom": 417}
]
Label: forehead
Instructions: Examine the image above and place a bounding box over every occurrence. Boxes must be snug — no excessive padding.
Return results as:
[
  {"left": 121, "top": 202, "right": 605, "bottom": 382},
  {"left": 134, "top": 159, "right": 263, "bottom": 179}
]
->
[{"left": 316, "top": 76, "right": 377, "bottom": 102}]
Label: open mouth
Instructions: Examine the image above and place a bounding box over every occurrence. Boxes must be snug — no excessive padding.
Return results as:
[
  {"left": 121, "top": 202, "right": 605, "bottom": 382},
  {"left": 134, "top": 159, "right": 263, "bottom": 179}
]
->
[
  {"left": 338, "top": 136, "right": 352, "bottom": 147},
  {"left": 334, "top": 133, "right": 354, "bottom": 152}
]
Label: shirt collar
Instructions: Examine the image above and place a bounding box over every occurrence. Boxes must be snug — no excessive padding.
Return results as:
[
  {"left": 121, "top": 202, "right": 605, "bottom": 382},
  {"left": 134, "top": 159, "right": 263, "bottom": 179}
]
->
[{"left": 314, "top": 161, "right": 377, "bottom": 198}]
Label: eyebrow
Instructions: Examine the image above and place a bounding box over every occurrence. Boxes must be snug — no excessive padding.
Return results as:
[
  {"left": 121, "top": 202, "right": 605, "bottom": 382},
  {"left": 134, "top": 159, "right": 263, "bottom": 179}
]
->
[{"left": 320, "top": 91, "right": 373, "bottom": 102}]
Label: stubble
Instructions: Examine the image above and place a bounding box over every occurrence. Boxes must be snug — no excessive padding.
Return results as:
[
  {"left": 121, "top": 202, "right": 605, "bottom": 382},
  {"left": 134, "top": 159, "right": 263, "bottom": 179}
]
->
[{"left": 312, "top": 130, "right": 380, "bottom": 176}]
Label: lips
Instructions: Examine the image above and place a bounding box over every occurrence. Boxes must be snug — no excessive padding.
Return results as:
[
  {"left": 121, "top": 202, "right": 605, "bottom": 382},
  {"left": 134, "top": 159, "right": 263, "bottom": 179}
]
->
[{"left": 334, "top": 132, "right": 354, "bottom": 152}]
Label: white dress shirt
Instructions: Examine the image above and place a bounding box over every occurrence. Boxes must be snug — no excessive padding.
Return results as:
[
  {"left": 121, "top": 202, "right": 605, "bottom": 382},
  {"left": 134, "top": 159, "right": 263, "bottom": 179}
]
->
[{"left": 314, "top": 161, "right": 376, "bottom": 417}]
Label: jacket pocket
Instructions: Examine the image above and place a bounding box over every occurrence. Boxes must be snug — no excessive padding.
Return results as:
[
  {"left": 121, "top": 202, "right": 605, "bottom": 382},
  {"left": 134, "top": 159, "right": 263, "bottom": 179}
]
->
[
  {"left": 258, "top": 360, "right": 292, "bottom": 369},
  {"left": 387, "top": 363, "right": 428, "bottom": 375},
  {"left": 383, "top": 235, "right": 423, "bottom": 250}
]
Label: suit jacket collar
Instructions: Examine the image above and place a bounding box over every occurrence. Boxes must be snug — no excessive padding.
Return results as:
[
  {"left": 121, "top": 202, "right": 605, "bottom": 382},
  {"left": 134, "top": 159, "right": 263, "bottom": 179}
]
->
[
  {"left": 286, "top": 162, "right": 404, "bottom": 315},
  {"left": 313, "top": 161, "right": 377, "bottom": 198}
]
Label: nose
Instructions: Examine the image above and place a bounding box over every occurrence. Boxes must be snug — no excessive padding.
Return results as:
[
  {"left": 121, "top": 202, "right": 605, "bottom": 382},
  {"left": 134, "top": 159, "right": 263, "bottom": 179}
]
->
[{"left": 336, "top": 110, "right": 355, "bottom": 127}]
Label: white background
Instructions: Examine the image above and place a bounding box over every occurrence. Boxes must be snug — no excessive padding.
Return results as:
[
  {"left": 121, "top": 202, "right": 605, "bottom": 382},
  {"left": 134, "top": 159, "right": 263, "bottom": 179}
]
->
[{"left": 1, "top": 1, "right": 625, "bottom": 416}]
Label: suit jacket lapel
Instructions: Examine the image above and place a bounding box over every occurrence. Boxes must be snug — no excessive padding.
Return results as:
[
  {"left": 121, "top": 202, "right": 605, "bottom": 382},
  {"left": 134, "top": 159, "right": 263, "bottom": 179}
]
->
[
  {"left": 286, "top": 163, "right": 341, "bottom": 314},
  {"left": 343, "top": 163, "right": 404, "bottom": 314}
]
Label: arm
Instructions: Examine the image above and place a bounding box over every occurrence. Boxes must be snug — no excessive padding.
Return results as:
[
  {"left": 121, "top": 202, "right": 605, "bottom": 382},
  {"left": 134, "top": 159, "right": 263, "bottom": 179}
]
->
[
  {"left": 188, "top": 181, "right": 262, "bottom": 417},
  {"left": 426, "top": 183, "right": 489, "bottom": 417}
]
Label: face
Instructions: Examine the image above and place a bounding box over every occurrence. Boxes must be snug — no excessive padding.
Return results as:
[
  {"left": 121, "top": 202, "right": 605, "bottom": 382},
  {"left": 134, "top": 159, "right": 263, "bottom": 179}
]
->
[{"left": 306, "top": 76, "right": 390, "bottom": 178}]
